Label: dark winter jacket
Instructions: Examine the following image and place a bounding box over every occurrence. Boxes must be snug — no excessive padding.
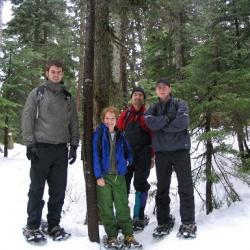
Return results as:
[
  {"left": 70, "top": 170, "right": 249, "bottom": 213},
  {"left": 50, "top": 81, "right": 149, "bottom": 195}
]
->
[
  {"left": 145, "top": 97, "right": 191, "bottom": 152},
  {"left": 22, "top": 81, "right": 79, "bottom": 147},
  {"left": 117, "top": 105, "right": 151, "bottom": 148},
  {"left": 92, "top": 123, "right": 133, "bottom": 179}
]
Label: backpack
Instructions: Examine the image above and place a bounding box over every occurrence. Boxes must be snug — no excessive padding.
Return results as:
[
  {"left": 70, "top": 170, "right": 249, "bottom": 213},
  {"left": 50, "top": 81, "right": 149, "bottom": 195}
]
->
[{"left": 36, "top": 84, "right": 71, "bottom": 119}]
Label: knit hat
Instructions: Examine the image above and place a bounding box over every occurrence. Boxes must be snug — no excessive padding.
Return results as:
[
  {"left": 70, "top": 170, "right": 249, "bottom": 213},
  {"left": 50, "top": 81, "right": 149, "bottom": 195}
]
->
[
  {"left": 156, "top": 78, "right": 171, "bottom": 87},
  {"left": 131, "top": 86, "right": 146, "bottom": 99}
]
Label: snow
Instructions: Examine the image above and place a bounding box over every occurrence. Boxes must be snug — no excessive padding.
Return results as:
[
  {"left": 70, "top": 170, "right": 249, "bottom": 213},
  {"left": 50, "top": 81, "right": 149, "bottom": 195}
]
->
[{"left": 0, "top": 143, "right": 250, "bottom": 250}]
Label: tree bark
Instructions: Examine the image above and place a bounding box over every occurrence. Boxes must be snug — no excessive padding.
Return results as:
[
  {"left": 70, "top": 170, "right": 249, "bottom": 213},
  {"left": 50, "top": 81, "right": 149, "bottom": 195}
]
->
[
  {"left": 119, "top": 9, "right": 128, "bottom": 108},
  {"left": 94, "top": 0, "right": 111, "bottom": 124},
  {"left": 82, "top": 0, "right": 99, "bottom": 243}
]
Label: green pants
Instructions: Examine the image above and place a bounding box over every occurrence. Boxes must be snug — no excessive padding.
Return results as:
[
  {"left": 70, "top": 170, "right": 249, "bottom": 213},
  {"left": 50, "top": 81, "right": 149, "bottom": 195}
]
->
[{"left": 97, "top": 174, "right": 133, "bottom": 238}]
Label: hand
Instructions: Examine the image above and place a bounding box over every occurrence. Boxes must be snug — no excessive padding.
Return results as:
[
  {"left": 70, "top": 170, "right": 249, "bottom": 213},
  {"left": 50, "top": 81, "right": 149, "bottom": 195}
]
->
[
  {"left": 26, "top": 145, "right": 39, "bottom": 163},
  {"left": 68, "top": 145, "right": 77, "bottom": 165},
  {"left": 97, "top": 178, "right": 105, "bottom": 187}
]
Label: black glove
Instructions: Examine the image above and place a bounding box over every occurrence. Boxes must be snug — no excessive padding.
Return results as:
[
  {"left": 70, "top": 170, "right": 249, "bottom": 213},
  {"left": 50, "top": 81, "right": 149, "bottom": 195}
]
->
[
  {"left": 26, "top": 145, "right": 39, "bottom": 163},
  {"left": 68, "top": 145, "right": 77, "bottom": 165}
]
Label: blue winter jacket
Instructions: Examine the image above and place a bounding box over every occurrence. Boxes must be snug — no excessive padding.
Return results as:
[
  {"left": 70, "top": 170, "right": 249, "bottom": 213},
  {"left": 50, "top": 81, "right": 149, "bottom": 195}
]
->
[{"left": 92, "top": 123, "right": 133, "bottom": 179}]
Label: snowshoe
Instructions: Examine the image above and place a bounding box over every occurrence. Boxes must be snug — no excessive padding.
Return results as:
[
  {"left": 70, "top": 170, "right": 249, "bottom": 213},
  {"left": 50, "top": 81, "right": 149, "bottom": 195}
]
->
[
  {"left": 40, "top": 219, "right": 48, "bottom": 234},
  {"left": 177, "top": 223, "right": 197, "bottom": 239},
  {"left": 152, "top": 215, "right": 175, "bottom": 238},
  {"left": 22, "top": 226, "right": 46, "bottom": 243},
  {"left": 48, "top": 225, "right": 71, "bottom": 241},
  {"left": 133, "top": 215, "right": 150, "bottom": 232},
  {"left": 123, "top": 235, "right": 142, "bottom": 249},
  {"left": 102, "top": 235, "right": 123, "bottom": 249}
]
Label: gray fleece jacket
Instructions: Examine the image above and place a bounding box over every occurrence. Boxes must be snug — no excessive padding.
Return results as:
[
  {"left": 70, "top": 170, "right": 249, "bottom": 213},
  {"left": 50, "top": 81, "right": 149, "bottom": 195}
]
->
[{"left": 22, "top": 81, "right": 79, "bottom": 147}]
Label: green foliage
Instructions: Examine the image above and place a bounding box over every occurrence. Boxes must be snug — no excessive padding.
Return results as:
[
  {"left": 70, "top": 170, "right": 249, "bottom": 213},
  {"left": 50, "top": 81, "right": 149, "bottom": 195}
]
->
[{"left": 240, "top": 158, "right": 250, "bottom": 174}]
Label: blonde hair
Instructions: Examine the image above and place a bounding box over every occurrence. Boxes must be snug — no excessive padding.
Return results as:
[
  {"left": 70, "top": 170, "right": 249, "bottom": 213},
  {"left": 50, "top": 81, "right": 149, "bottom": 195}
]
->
[{"left": 101, "top": 106, "right": 119, "bottom": 122}]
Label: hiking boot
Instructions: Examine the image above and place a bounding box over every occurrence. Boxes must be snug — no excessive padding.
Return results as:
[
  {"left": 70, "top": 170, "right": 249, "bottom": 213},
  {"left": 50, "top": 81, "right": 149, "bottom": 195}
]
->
[
  {"left": 133, "top": 214, "right": 150, "bottom": 231},
  {"left": 48, "top": 225, "right": 71, "bottom": 241},
  {"left": 124, "top": 235, "right": 142, "bottom": 248},
  {"left": 177, "top": 223, "right": 197, "bottom": 239},
  {"left": 153, "top": 214, "right": 175, "bottom": 237},
  {"left": 22, "top": 226, "right": 46, "bottom": 243},
  {"left": 133, "top": 218, "right": 145, "bottom": 231},
  {"left": 105, "top": 236, "right": 122, "bottom": 249}
]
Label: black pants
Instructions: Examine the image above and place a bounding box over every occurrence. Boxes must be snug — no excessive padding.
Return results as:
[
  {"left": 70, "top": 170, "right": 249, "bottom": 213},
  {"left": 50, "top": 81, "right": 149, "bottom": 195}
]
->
[
  {"left": 155, "top": 150, "right": 195, "bottom": 225},
  {"left": 27, "top": 143, "right": 68, "bottom": 230},
  {"left": 125, "top": 146, "right": 151, "bottom": 194}
]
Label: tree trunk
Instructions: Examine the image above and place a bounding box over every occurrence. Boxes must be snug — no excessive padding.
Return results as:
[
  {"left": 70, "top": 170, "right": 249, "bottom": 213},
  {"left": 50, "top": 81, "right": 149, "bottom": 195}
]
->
[
  {"left": 82, "top": 0, "right": 99, "bottom": 243},
  {"left": 94, "top": 0, "right": 111, "bottom": 124},
  {"left": 205, "top": 110, "right": 213, "bottom": 214},
  {"left": 4, "top": 115, "right": 8, "bottom": 157},
  {"left": 77, "top": 1, "right": 86, "bottom": 113},
  {"left": 170, "top": 9, "right": 185, "bottom": 83},
  {"left": 119, "top": 10, "right": 128, "bottom": 108}
]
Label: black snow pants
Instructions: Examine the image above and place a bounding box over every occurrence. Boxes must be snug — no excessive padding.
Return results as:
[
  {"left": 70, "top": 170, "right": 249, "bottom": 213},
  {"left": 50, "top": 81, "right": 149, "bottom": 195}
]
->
[
  {"left": 155, "top": 150, "right": 195, "bottom": 225},
  {"left": 27, "top": 143, "right": 68, "bottom": 230}
]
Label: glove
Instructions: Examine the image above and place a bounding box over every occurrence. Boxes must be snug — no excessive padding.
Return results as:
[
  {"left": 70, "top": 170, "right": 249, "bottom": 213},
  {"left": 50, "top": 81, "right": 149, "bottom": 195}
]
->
[
  {"left": 26, "top": 145, "right": 39, "bottom": 163},
  {"left": 68, "top": 145, "right": 77, "bottom": 165}
]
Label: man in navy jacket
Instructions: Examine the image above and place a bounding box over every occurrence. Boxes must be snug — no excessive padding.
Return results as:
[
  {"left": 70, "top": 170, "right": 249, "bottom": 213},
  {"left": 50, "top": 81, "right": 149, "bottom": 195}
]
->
[{"left": 145, "top": 78, "right": 197, "bottom": 238}]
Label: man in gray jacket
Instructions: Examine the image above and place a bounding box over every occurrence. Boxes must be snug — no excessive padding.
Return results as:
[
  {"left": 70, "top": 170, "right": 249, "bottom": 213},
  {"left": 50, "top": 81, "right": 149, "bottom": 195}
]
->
[
  {"left": 145, "top": 78, "right": 196, "bottom": 239},
  {"left": 22, "top": 60, "right": 79, "bottom": 243}
]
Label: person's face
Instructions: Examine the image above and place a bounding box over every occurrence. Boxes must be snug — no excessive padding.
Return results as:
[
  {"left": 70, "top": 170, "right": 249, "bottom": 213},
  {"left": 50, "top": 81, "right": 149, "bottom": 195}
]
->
[
  {"left": 46, "top": 65, "right": 64, "bottom": 84},
  {"left": 103, "top": 111, "right": 116, "bottom": 132},
  {"left": 156, "top": 83, "right": 171, "bottom": 101},
  {"left": 131, "top": 91, "right": 144, "bottom": 107}
]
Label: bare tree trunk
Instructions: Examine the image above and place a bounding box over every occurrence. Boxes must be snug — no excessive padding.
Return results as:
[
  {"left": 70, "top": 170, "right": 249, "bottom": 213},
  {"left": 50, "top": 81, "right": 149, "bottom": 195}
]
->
[
  {"left": 94, "top": 0, "right": 111, "bottom": 124},
  {"left": 170, "top": 9, "right": 184, "bottom": 83},
  {"left": 128, "top": 20, "right": 136, "bottom": 88},
  {"left": 77, "top": 2, "right": 86, "bottom": 112},
  {"left": 4, "top": 115, "right": 8, "bottom": 157},
  {"left": 205, "top": 110, "right": 213, "bottom": 214},
  {"left": 119, "top": 9, "right": 128, "bottom": 108},
  {"left": 82, "top": 0, "right": 99, "bottom": 243}
]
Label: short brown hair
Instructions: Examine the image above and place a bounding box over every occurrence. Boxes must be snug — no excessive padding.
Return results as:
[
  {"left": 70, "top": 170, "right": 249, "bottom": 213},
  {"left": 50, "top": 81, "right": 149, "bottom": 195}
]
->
[
  {"left": 45, "top": 59, "right": 64, "bottom": 72},
  {"left": 101, "top": 106, "right": 119, "bottom": 122}
]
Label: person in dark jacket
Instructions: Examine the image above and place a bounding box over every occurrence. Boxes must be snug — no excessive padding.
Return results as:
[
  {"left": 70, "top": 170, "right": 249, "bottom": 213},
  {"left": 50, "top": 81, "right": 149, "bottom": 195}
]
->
[
  {"left": 22, "top": 60, "right": 79, "bottom": 242},
  {"left": 93, "top": 106, "right": 141, "bottom": 248},
  {"left": 145, "top": 78, "right": 197, "bottom": 238},
  {"left": 117, "top": 87, "right": 153, "bottom": 231}
]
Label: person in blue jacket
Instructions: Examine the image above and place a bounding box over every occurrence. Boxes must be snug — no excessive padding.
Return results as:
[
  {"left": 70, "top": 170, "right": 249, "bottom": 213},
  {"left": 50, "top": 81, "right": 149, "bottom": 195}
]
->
[
  {"left": 92, "top": 106, "right": 141, "bottom": 248},
  {"left": 145, "top": 78, "right": 197, "bottom": 238}
]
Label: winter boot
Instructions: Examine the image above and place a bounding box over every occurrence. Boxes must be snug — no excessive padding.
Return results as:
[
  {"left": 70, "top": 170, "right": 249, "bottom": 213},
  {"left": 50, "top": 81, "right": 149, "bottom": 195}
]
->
[
  {"left": 48, "top": 225, "right": 71, "bottom": 241},
  {"left": 22, "top": 226, "right": 46, "bottom": 243},
  {"left": 133, "top": 214, "right": 150, "bottom": 232},
  {"left": 177, "top": 223, "right": 197, "bottom": 239},
  {"left": 103, "top": 236, "right": 123, "bottom": 249},
  {"left": 152, "top": 215, "right": 175, "bottom": 238},
  {"left": 124, "top": 235, "right": 142, "bottom": 248}
]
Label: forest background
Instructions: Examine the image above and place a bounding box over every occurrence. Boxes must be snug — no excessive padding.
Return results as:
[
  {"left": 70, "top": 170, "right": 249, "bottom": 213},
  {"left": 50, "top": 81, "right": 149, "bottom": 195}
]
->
[{"left": 0, "top": 0, "right": 250, "bottom": 223}]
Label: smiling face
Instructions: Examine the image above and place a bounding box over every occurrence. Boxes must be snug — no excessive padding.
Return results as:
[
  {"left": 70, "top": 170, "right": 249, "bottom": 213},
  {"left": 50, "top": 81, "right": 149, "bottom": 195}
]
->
[
  {"left": 103, "top": 111, "right": 117, "bottom": 133},
  {"left": 46, "top": 65, "right": 64, "bottom": 84},
  {"left": 131, "top": 91, "right": 145, "bottom": 108}
]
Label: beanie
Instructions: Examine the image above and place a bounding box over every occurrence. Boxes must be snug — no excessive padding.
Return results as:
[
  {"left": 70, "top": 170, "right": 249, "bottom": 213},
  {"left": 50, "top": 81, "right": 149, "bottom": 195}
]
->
[{"left": 131, "top": 87, "right": 146, "bottom": 99}]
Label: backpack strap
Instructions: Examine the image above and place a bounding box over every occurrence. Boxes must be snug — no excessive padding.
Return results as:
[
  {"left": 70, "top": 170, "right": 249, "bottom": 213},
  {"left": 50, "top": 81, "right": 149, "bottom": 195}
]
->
[{"left": 36, "top": 85, "right": 46, "bottom": 119}]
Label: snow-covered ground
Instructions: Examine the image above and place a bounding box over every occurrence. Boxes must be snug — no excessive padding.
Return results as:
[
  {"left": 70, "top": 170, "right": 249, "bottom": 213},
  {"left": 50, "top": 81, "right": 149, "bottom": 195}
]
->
[{"left": 0, "top": 143, "right": 250, "bottom": 250}]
